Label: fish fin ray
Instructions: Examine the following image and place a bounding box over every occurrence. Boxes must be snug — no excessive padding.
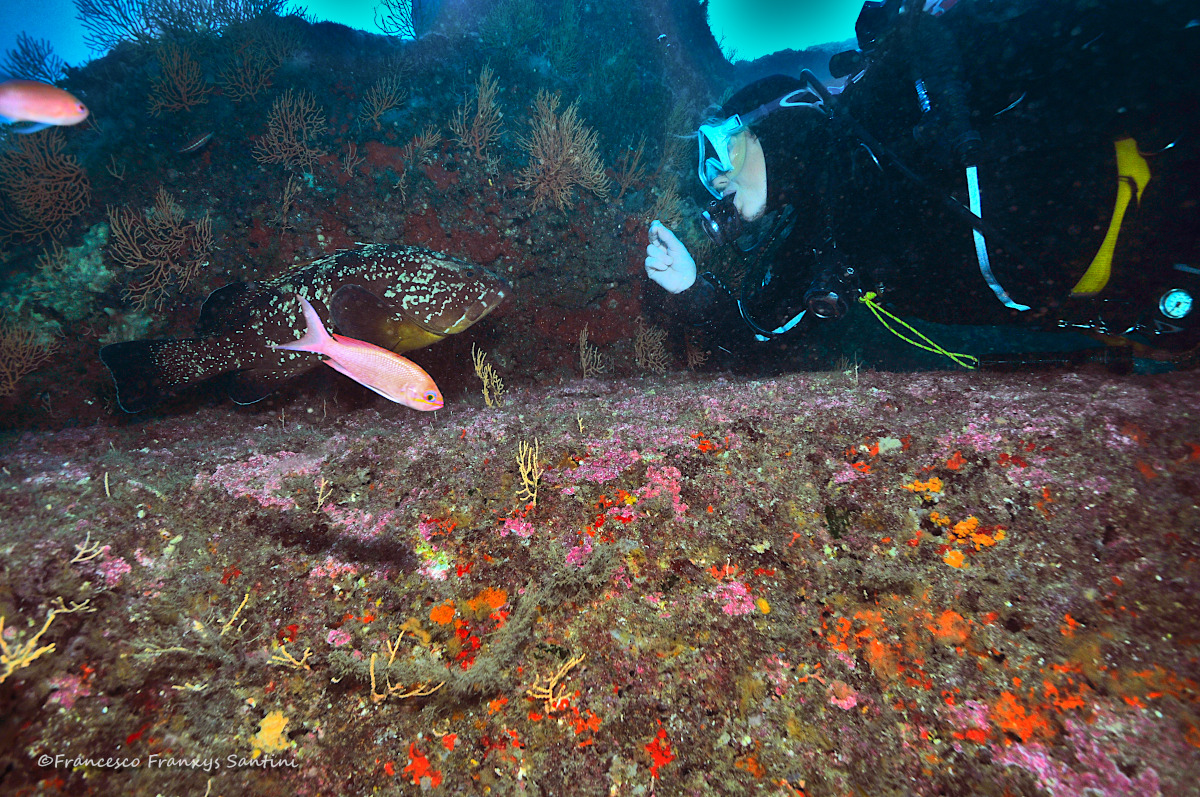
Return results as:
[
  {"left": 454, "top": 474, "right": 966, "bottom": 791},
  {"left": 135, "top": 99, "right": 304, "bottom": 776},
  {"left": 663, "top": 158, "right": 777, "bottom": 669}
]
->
[
  {"left": 226, "top": 368, "right": 297, "bottom": 405},
  {"left": 330, "top": 283, "right": 444, "bottom": 352},
  {"left": 99, "top": 339, "right": 228, "bottom": 413},
  {"left": 329, "top": 284, "right": 400, "bottom": 345},
  {"left": 196, "top": 281, "right": 266, "bottom": 336},
  {"left": 273, "top": 295, "right": 333, "bottom": 353},
  {"left": 9, "top": 121, "right": 52, "bottom": 134}
]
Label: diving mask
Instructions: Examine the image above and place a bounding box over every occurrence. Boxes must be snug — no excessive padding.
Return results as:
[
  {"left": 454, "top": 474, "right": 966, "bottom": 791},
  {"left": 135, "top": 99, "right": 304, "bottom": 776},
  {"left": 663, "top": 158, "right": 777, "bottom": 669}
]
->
[
  {"left": 698, "top": 116, "right": 746, "bottom": 199},
  {"left": 697, "top": 85, "right": 826, "bottom": 200}
]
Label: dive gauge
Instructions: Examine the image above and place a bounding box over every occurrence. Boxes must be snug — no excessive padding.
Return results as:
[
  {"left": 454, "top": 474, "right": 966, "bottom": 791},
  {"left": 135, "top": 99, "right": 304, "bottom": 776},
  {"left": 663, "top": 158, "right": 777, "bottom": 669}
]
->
[{"left": 1158, "top": 288, "right": 1194, "bottom": 320}]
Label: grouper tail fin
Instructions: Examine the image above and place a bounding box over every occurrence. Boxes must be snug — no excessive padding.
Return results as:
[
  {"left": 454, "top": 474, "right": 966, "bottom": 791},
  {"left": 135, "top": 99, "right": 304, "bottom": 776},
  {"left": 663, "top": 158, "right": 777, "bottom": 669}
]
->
[{"left": 99, "top": 338, "right": 228, "bottom": 413}]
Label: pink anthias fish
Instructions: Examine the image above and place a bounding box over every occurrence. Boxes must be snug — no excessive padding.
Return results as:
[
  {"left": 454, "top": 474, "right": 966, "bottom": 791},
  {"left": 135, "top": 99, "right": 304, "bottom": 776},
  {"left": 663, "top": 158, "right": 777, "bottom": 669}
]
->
[
  {"left": 272, "top": 295, "right": 444, "bottom": 411},
  {"left": 0, "top": 79, "right": 89, "bottom": 133}
]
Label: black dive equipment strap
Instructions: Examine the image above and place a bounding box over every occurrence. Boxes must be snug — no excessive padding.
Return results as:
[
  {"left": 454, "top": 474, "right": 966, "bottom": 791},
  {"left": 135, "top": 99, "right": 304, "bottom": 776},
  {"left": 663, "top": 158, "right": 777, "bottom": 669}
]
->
[{"left": 799, "top": 69, "right": 1044, "bottom": 306}]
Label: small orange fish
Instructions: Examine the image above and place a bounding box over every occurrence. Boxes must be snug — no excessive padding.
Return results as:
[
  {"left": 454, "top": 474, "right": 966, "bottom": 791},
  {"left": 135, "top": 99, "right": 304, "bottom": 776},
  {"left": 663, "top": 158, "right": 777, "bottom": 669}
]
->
[
  {"left": 273, "top": 295, "right": 444, "bottom": 411},
  {"left": 0, "top": 79, "right": 89, "bottom": 133}
]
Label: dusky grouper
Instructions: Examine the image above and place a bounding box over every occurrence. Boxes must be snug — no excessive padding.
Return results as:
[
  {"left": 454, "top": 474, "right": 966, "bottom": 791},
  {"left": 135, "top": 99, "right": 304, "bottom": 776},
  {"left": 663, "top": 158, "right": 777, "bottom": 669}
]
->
[{"left": 100, "top": 243, "right": 509, "bottom": 412}]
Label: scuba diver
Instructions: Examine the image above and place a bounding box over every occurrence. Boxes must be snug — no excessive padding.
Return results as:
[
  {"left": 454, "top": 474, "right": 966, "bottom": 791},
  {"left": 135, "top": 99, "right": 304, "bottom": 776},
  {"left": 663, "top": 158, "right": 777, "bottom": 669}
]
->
[{"left": 645, "top": 0, "right": 1200, "bottom": 369}]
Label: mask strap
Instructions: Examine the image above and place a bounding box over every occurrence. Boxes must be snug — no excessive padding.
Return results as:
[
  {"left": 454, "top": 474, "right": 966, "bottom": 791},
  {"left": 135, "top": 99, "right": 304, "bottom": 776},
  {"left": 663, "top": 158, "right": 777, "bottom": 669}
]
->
[{"left": 741, "top": 88, "right": 823, "bottom": 126}]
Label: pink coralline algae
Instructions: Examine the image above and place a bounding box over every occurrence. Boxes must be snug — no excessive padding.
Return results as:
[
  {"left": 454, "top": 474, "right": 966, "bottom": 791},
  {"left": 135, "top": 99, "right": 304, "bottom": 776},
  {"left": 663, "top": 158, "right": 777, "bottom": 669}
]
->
[
  {"left": 47, "top": 672, "right": 91, "bottom": 709},
  {"left": 998, "top": 719, "right": 1162, "bottom": 797},
  {"left": 607, "top": 505, "right": 636, "bottom": 524},
  {"left": 560, "top": 444, "right": 641, "bottom": 484},
  {"left": 566, "top": 535, "right": 593, "bottom": 568},
  {"left": 637, "top": 465, "right": 688, "bottom": 519},
  {"left": 713, "top": 581, "right": 756, "bottom": 616},
  {"left": 938, "top": 424, "right": 1002, "bottom": 453},
  {"left": 946, "top": 700, "right": 992, "bottom": 752},
  {"left": 832, "top": 463, "right": 864, "bottom": 484},
  {"left": 195, "top": 451, "right": 324, "bottom": 510},
  {"left": 828, "top": 679, "right": 859, "bottom": 710},
  {"left": 326, "top": 628, "right": 353, "bottom": 647},
  {"left": 1008, "top": 466, "right": 1054, "bottom": 489},
  {"left": 760, "top": 655, "right": 792, "bottom": 697},
  {"left": 500, "top": 516, "right": 534, "bottom": 538},
  {"left": 1102, "top": 422, "right": 1144, "bottom": 448},
  {"left": 308, "top": 556, "right": 360, "bottom": 583},
  {"left": 323, "top": 507, "right": 395, "bottom": 541},
  {"left": 97, "top": 555, "right": 132, "bottom": 587},
  {"left": 610, "top": 421, "right": 695, "bottom": 450}
]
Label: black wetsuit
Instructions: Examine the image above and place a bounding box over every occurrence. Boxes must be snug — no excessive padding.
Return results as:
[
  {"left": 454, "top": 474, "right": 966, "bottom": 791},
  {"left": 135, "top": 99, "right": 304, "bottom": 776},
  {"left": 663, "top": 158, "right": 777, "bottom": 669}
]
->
[{"left": 670, "top": 0, "right": 1200, "bottom": 363}]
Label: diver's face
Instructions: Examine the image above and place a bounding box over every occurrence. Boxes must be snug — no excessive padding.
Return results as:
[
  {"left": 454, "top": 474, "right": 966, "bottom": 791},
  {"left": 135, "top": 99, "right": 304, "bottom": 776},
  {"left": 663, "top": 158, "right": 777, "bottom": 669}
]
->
[{"left": 711, "top": 132, "right": 767, "bottom": 221}]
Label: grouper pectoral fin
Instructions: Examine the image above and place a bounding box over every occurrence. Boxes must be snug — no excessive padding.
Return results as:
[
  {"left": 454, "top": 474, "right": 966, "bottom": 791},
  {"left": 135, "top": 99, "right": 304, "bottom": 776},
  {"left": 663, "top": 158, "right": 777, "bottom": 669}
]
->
[
  {"left": 196, "top": 280, "right": 266, "bottom": 336},
  {"left": 329, "top": 283, "right": 446, "bottom": 354}
]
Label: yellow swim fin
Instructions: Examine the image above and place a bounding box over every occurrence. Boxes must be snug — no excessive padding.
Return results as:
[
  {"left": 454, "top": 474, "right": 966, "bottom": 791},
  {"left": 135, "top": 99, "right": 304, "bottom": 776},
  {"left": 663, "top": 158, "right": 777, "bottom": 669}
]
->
[{"left": 1070, "top": 137, "right": 1151, "bottom": 297}]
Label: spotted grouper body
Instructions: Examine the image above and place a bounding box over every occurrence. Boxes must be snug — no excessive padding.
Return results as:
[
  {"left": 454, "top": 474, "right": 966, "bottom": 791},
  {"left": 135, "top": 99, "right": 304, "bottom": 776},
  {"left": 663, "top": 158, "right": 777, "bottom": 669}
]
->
[{"left": 100, "top": 244, "right": 508, "bottom": 412}]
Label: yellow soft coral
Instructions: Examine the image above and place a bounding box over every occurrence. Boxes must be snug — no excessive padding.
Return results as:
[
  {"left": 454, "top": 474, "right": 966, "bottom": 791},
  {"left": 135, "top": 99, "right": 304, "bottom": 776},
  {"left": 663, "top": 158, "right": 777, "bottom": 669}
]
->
[
  {"left": 949, "top": 516, "right": 1007, "bottom": 550},
  {"left": 251, "top": 710, "right": 290, "bottom": 753},
  {"left": 902, "top": 477, "right": 943, "bottom": 494}
]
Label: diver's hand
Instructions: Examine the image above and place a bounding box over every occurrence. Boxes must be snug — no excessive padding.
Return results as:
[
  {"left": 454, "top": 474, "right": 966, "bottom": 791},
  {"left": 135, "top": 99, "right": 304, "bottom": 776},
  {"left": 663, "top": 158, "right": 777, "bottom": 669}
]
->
[{"left": 645, "top": 221, "right": 697, "bottom": 294}]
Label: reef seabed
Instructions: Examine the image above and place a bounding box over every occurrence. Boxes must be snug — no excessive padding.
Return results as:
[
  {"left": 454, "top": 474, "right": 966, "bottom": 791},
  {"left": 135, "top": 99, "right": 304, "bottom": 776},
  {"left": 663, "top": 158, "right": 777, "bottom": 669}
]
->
[{"left": 1, "top": 368, "right": 1199, "bottom": 795}]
